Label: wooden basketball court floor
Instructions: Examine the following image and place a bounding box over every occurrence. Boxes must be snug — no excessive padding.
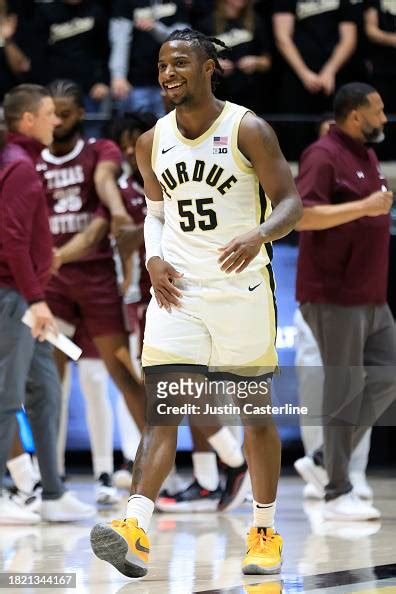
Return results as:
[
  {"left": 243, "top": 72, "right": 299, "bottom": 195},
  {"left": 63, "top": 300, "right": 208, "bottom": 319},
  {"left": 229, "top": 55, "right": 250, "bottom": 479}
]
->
[{"left": 1, "top": 475, "right": 395, "bottom": 594}]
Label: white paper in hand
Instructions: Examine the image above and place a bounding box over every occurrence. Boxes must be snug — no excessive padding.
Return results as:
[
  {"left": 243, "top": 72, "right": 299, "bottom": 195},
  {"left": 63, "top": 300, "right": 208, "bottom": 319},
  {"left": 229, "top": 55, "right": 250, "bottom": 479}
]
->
[{"left": 22, "top": 310, "right": 82, "bottom": 361}]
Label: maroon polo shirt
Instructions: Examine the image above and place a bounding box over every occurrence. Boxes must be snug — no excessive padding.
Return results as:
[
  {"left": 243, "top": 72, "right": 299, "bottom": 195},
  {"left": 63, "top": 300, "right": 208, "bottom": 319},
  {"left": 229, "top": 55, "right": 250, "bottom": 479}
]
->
[
  {"left": 0, "top": 133, "right": 53, "bottom": 303},
  {"left": 296, "top": 125, "right": 390, "bottom": 305}
]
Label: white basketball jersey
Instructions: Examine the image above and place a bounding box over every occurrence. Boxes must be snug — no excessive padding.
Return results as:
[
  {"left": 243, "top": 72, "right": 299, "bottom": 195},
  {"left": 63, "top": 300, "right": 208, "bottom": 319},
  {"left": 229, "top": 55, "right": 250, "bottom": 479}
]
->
[{"left": 152, "top": 101, "right": 271, "bottom": 281}]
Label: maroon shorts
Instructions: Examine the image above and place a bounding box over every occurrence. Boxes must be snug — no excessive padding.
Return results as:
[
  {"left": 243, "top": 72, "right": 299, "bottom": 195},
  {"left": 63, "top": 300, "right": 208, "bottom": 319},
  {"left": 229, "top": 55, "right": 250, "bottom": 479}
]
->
[
  {"left": 126, "top": 301, "right": 148, "bottom": 359},
  {"left": 73, "top": 322, "right": 100, "bottom": 359},
  {"left": 46, "top": 259, "right": 126, "bottom": 338}
]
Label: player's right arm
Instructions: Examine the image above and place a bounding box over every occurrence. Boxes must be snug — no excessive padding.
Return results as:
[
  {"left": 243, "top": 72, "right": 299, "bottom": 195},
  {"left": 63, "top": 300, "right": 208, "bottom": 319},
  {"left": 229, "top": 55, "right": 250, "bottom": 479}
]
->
[{"left": 136, "top": 129, "right": 183, "bottom": 311}]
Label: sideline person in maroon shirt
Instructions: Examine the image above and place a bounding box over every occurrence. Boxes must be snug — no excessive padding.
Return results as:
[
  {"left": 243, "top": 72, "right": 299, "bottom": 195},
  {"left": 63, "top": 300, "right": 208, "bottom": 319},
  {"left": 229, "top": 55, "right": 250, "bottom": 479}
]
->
[
  {"left": 0, "top": 84, "right": 95, "bottom": 524},
  {"left": 294, "top": 82, "right": 396, "bottom": 522}
]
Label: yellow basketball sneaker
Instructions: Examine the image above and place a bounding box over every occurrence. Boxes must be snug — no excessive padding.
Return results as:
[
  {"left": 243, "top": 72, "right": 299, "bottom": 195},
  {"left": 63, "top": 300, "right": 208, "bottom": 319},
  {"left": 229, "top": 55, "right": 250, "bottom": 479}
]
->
[
  {"left": 90, "top": 518, "right": 150, "bottom": 578},
  {"left": 244, "top": 582, "right": 282, "bottom": 594},
  {"left": 242, "top": 527, "right": 283, "bottom": 575}
]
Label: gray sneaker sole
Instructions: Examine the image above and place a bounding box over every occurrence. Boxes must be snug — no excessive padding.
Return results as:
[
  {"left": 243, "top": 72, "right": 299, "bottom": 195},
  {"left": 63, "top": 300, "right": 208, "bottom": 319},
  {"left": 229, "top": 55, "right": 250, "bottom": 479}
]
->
[
  {"left": 90, "top": 524, "right": 147, "bottom": 578},
  {"left": 242, "top": 562, "right": 281, "bottom": 575}
]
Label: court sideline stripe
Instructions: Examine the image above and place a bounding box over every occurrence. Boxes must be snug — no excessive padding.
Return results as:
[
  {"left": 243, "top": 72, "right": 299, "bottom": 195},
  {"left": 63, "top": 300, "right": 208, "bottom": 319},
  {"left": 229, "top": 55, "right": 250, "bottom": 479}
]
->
[{"left": 197, "top": 562, "right": 396, "bottom": 593}]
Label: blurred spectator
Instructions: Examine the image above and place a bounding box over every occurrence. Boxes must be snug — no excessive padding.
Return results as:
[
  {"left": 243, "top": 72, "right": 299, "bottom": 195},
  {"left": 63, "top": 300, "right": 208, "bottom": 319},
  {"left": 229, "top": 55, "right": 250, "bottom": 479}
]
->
[
  {"left": 364, "top": 0, "right": 396, "bottom": 159},
  {"left": 6, "top": 1, "right": 36, "bottom": 65},
  {"left": 347, "top": 0, "right": 368, "bottom": 83},
  {"left": 95, "top": 0, "right": 113, "bottom": 16},
  {"left": 254, "top": 0, "right": 272, "bottom": 21},
  {"left": 364, "top": 0, "right": 396, "bottom": 108},
  {"left": 272, "top": 0, "right": 359, "bottom": 156},
  {"left": 197, "top": 0, "right": 272, "bottom": 113},
  {"left": 272, "top": 0, "right": 358, "bottom": 115},
  {"left": 32, "top": 0, "right": 110, "bottom": 115},
  {"left": 185, "top": 0, "right": 215, "bottom": 28},
  {"left": 0, "top": 0, "right": 30, "bottom": 100},
  {"left": 109, "top": 0, "right": 189, "bottom": 116}
]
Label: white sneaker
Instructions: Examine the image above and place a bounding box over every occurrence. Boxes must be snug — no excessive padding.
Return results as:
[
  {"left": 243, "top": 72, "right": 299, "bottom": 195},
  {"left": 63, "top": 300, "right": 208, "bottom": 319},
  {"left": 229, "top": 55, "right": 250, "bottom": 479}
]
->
[
  {"left": 161, "top": 469, "right": 189, "bottom": 496},
  {"left": 350, "top": 471, "right": 373, "bottom": 501},
  {"left": 95, "top": 473, "right": 121, "bottom": 505},
  {"left": 113, "top": 469, "right": 131, "bottom": 490},
  {"left": 113, "top": 460, "right": 133, "bottom": 490},
  {"left": 41, "top": 492, "right": 96, "bottom": 522},
  {"left": 303, "top": 482, "right": 324, "bottom": 500},
  {"left": 323, "top": 491, "right": 381, "bottom": 521},
  {"left": 0, "top": 494, "right": 40, "bottom": 525},
  {"left": 294, "top": 456, "right": 328, "bottom": 492},
  {"left": 318, "top": 520, "right": 381, "bottom": 539},
  {"left": 9, "top": 484, "right": 42, "bottom": 514}
]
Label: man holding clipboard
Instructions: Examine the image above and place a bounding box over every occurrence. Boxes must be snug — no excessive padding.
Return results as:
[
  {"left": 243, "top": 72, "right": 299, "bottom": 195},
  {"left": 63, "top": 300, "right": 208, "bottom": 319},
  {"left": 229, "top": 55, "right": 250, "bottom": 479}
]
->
[{"left": 0, "top": 84, "right": 94, "bottom": 525}]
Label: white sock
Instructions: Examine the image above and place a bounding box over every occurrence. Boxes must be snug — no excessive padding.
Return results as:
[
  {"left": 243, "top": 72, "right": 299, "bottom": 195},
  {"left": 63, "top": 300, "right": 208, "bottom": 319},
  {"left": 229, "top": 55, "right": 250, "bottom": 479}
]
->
[
  {"left": 253, "top": 499, "right": 276, "bottom": 529},
  {"left": 78, "top": 359, "right": 113, "bottom": 477},
  {"left": 6, "top": 453, "right": 35, "bottom": 493},
  {"left": 126, "top": 494, "right": 154, "bottom": 532},
  {"left": 192, "top": 452, "right": 219, "bottom": 491},
  {"left": 115, "top": 394, "right": 141, "bottom": 462},
  {"left": 57, "top": 363, "right": 72, "bottom": 477},
  {"left": 31, "top": 456, "right": 41, "bottom": 483},
  {"left": 228, "top": 424, "right": 244, "bottom": 445},
  {"left": 207, "top": 427, "right": 244, "bottom": 468}
]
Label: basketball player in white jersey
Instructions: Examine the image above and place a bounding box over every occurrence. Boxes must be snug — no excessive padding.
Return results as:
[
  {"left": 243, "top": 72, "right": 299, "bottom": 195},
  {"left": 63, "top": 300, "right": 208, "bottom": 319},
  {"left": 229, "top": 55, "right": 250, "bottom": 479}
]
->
[{"left": 91, "top": 29, "right": 302, "bottom": 578}]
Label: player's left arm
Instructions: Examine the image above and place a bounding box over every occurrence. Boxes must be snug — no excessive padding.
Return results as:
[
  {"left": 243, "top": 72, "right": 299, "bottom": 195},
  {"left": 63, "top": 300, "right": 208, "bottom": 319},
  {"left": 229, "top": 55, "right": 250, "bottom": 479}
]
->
[
  {"left": 52, "top": 216, "right": 110, "bottom": 273},
  {"left": 219, "top": 112, "right": 303, "bottom": 273},
  {"left": 94, "top": 160, "right": 132, "bottom": 235}
]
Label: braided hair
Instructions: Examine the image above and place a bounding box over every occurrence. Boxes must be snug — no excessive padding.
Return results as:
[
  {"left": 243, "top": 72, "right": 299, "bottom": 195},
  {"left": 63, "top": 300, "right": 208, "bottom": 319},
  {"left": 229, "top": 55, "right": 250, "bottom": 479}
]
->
[
  {"left": 107, "top": 112, "right": 157, "bottom": 146},
  {"left": 165, "top": 28, "right": 227, "bottom": 90},
  {"left": 47, "top": 79, "right": 84, "bottom": 108}
]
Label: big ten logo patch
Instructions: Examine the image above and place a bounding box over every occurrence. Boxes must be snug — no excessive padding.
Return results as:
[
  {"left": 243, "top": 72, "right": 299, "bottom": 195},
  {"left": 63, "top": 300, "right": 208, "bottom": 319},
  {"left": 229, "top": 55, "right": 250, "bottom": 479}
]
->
[
  {"left": 213, "top": 147, "right": 228, "bottom": 155},
  {"left": 213, "top": 135, "right": 228, "bottom": 155}
]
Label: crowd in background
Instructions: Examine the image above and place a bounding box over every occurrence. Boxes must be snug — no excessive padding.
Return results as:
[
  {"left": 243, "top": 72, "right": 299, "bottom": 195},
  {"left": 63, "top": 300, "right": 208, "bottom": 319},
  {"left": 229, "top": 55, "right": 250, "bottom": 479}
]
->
[{"left": 1, "top": 0, "right": 396, "bottom": 157}]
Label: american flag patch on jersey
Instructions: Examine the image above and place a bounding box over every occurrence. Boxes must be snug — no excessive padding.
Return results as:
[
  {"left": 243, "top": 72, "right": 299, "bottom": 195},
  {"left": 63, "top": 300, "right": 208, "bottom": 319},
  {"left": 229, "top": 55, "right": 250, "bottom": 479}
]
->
[{"left": 213, "top": 136, "right": 228, "bottom": 146}]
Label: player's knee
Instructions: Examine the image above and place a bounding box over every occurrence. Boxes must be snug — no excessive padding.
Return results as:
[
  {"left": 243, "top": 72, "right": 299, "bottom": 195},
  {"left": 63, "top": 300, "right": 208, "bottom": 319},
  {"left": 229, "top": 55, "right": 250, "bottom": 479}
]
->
[
  {"left": 142, "top": 425, "right": 178, "bottom": 444},
  {"left": 244, "top": 423, "right": 279, "bottom": 442}
]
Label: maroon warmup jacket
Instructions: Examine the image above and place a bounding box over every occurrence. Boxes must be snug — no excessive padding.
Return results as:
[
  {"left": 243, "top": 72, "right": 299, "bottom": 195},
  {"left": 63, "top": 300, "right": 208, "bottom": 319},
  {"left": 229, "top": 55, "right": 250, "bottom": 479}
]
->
[{"left": 0, "top": 133, "right": 53, "bottom": 303}]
